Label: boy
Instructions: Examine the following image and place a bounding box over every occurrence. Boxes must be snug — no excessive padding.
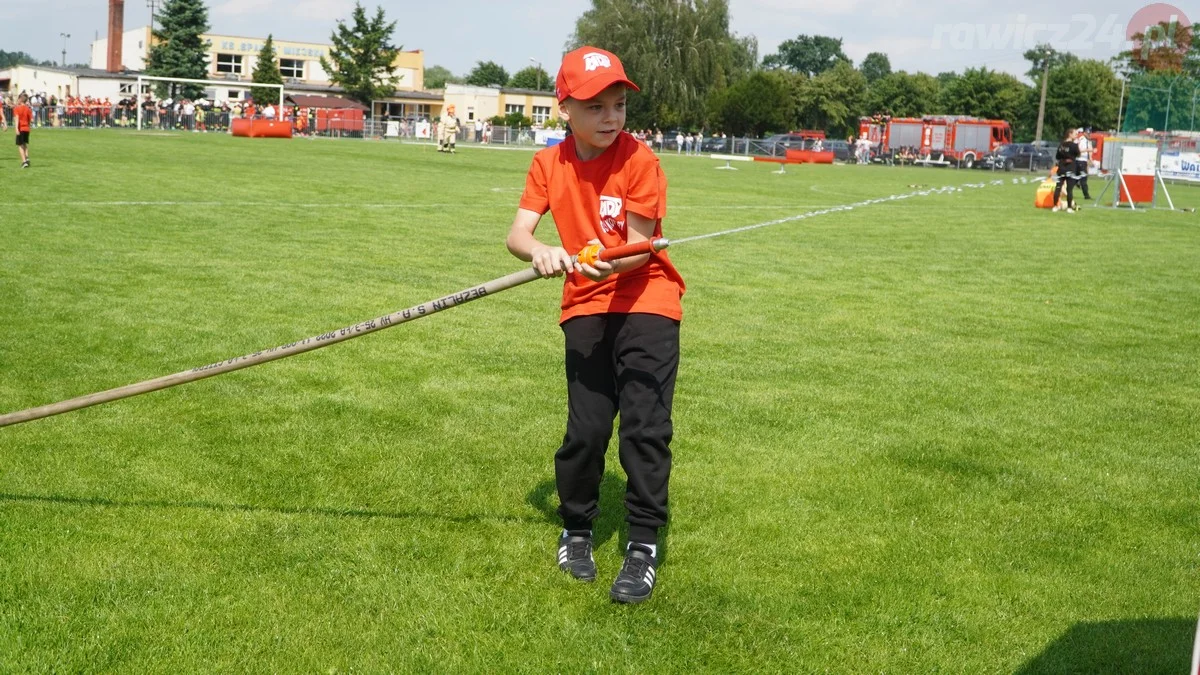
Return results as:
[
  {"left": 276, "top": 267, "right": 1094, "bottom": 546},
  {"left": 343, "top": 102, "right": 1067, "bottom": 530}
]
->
[
  {"left": 13, "top": 93, "right": 32, "bottom": 168},
  {"left": 505, "top": 46, "right": 685, "bottom": 604}
]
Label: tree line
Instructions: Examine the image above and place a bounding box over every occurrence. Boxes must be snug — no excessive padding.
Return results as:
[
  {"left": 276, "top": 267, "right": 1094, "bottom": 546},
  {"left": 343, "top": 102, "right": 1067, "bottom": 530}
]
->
[{"left": 131, "top": 0, "right": 1199, "bottom": 138}]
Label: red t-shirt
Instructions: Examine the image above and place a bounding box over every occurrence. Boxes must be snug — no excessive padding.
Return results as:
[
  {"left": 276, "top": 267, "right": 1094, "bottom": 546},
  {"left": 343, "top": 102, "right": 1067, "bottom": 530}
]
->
[
  {"left": 519, "top": 131, "right": 685, "bottom": 323},
  {"left": 14, "top": 104, "right": 32, "bottom": 132}
]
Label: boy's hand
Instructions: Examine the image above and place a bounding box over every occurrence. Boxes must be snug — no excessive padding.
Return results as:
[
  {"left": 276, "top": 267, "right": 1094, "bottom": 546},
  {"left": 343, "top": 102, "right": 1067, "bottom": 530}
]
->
[
  {"left": 574, "top": 239, "right": 615, "bottom": 282},
  {"left": 530, "top": 245, "right": 573, "bottom": 278}
]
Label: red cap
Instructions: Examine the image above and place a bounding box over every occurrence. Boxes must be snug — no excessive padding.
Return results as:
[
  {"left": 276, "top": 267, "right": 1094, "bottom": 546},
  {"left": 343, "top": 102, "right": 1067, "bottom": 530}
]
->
[{"left": 555, "top": 46, "right": 639, "bottom": 103}]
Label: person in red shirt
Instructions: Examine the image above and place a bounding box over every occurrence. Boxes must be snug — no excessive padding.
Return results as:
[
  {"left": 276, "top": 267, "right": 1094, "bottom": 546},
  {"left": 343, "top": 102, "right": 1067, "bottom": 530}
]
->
[
  {"left": 13, "top": 93, "right": 32, "bottom": 168},
  {"left": 506, "top": 46, "right": 685, "bottom": 604}
]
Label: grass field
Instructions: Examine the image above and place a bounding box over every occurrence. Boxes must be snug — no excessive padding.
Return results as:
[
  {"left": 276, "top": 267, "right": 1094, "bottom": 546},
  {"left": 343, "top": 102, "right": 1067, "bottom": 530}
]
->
[{"left": 2, "top": 129, "right": 1199, "bottom": 672}]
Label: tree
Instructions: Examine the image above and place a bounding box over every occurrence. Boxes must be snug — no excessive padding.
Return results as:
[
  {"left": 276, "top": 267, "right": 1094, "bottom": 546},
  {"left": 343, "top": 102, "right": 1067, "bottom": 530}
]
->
[
  {"left": 860, "top": 52, "right": 891, "bottom": 84},
  {"left": 465, "top": 61, "right": 509, "bottom": 87},
  {"left": 251, "top": 35, "right": 284, "bottom": 105},
  {"left": 1022, "top": 43, "right": 1078, "bottom": 82},
  {"left": 763, "top": 35, "right": 850, "bottom": 77},
  {"left": 1119, "top": 71, "right": 1196, "bottom": 133},
  {"left": 796, "top": 61, "right": 867, "bottom": 137},
  {"left": 424, "top": 65, "right": 459, "bottom": 89},
  {"left": 508, "top": 65, "right": 552, "bottom": 91},
  {"left": 937, "top": 67, "right": 1029, "bottom": 121},
  {"left": 0, "top": 50, "right": 53, "bottom": 69},
  {"left": 1035, "top": 59, "right": 1123, "bottom": 136},
  {"left": 866, "top": 71, "right": 940, "bottom": 117},
  {"left": 709, "top": 70, "right": 791, "bottom": 136},
  {"left": 1117, "top": 20, "right": 1195, "bottom": 73},
  {"left": 144, "top": 0, "right": 210, "bottom": 99},
  {"left": 570, "top": 0, "right": 756, "bottom": 129},
  {"left": 319, "top": 2, "right": 401, "bottom": 106}
]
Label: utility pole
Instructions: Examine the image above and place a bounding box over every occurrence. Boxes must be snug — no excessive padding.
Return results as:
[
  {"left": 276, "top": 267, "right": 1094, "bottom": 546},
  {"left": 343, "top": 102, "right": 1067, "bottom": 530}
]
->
[
  {"left": 530, "top": 57, "right": 541, "bottom": 91},
  {"left": 60, "top": 33, "right": 71, "bottom": 67},
  {"left": 147, "top": 0, "right": 158, "bottom": 35},
  {"left": 1034, "top": 47, "right": 1052, "bottom": 144},
  {"left": 1115, "top": 76, "right": 1126, "bottom": 134}
]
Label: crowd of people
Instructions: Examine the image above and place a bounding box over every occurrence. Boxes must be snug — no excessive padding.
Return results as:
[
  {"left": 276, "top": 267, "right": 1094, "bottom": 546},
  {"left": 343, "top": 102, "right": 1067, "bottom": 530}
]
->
[{"left": 0, "top": 90, "right": 286, "bottom": 132}]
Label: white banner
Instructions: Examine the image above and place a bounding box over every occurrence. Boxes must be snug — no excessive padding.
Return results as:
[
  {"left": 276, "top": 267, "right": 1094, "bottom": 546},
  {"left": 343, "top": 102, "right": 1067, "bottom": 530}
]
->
[
  {"left": 535, "top": 129, "right": 566, "bottom": 146},
  {"left": 1160, "top": 151, "right": 1200, "bottom": 183}
]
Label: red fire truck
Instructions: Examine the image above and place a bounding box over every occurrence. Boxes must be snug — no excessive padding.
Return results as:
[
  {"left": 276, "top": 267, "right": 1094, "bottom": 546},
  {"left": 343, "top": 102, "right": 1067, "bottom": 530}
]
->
[{"left": 859, "top": 116, "right": 1012, "bottom": 168}]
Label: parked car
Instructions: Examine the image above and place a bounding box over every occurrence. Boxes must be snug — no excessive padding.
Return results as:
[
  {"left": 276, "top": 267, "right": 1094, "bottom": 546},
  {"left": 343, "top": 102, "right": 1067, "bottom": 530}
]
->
[
  {"left": 701, "top": 135, "right": 729, "bottom": 153},
  {"left": 756, "top": 133, "right": 809, "bottom": 157},
  {"left": 823, "top": 139, "right": 853, "bottom": 162},
  {"left": 978, "top": 143, "right": 1053, "bottom": 171}
]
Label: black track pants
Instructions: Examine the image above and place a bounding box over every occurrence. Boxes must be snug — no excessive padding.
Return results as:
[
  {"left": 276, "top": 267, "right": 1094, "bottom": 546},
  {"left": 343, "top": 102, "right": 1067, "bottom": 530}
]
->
[{"left": 555, "top": 313, "right": 680, "bottom": 545}]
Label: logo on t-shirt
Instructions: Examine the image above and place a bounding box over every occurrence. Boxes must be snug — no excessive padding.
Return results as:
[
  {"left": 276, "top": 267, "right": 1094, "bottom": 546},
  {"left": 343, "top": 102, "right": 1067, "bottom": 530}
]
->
[
  {"left": 583, "top": 52, "right": 611, "bottom": 72},
  {"left": 599, "top": 195, "right": 625, "bottom": 235}
]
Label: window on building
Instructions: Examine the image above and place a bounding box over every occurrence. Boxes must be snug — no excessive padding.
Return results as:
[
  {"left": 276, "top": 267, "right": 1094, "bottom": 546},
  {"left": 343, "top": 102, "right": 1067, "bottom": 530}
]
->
[
  {"left": 467, "top": 107, "right": 474, "bottom": 121},
  {"left": 531, "top": 106, "right": 551, "bottom": 124},
  {"left": 227, "top": 90, "right": 242, "bottom": 100},
  {"left": 119, "top": 83, "right": 134, "bottom": 95},
  {"left": 505, "top": 103, "right": 526, "bottom": 116},
  {"left": 216, "top": 53, "right": 243, "bottom": 75},
  {"left": 279, "top": 59, "right": 304, "bottom": 79}
]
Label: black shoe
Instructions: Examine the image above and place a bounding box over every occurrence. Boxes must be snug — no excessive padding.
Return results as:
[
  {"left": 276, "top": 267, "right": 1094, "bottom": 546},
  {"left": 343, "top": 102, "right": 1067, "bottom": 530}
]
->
[
  {"left": 22, "top": 161, "right": 29, "bottom": 168},
  {"left": 610, "top": 544, "right": 656, "bottom": 604},
  {"left": 557, "top": 532, "right": 596, "bottom": 582}
]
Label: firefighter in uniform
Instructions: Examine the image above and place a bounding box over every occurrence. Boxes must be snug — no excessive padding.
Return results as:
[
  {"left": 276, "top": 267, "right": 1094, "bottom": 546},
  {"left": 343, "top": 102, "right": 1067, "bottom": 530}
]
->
[{"left": 438, "top": 105, "right": 461, "bottom": 153}]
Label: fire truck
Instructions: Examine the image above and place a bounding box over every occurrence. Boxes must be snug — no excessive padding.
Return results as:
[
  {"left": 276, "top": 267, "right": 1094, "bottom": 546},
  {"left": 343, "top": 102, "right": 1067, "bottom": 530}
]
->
[{"left": 859, "top": 116, "right": 1013, "bottom": 168}]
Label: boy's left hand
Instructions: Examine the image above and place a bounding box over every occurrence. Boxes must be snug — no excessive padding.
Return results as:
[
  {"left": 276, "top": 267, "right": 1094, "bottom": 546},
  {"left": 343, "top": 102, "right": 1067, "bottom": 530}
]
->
[{"left": 575, "top": 239, "right": 615, "bottom": 282}]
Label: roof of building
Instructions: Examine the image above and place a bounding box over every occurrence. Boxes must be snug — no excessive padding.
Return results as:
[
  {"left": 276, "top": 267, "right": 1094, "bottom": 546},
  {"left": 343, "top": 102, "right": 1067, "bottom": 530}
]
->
[{"left": 500, "top": 87, "right": 556, "bottom": 97}]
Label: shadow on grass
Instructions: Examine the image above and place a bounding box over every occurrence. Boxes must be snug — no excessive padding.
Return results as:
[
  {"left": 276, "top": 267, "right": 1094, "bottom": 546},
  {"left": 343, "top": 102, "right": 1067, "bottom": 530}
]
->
[
  {"left": 526, "top": 471, "right": 671, "bottom": 564},
  {"left": 0, "top": 492, "right": 545, "bottom": 526},
  {"left": 1017, "top": 617, "right": 1196, "bottom": 674}
]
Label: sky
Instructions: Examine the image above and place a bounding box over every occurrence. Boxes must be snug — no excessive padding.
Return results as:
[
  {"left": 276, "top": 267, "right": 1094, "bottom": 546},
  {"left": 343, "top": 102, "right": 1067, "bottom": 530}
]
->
[{"left": 0, "top": 0, "right": 1178, "bottom": 83}]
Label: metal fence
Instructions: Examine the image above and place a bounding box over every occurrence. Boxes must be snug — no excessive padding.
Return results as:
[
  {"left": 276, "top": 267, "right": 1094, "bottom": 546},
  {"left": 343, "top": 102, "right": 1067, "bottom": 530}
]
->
[
  {"left": 0, "top": 106, "right": 241, "bottom": 132},
  {"left": 0, "top": 106, "right": 1055, "bottom": 173},
  {"left": 361, "top": 118, "right": 542, "bottom": 146}
]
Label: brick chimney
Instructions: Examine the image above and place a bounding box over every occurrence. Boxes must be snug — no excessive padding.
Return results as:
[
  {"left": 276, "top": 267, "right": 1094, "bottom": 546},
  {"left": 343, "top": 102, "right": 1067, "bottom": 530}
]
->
[{"left": 107, "top": 0, "right": 124, "bottom": 72}]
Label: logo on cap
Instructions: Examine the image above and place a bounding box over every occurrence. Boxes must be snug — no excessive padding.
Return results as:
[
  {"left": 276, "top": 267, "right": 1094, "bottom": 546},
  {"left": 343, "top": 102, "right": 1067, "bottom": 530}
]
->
[{"left": 583, "top": 52, "right": 612, "bottom": 72}]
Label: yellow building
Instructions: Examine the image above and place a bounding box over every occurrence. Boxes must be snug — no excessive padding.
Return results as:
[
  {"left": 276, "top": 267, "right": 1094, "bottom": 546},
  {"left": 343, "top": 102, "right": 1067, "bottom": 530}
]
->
[
  {"left": 85, "top": 27, "right": 559, "bottom": 125},
  {"left": 91, "top": 26, "right": 424, "bottom": 92},
  {"left": 436, "top": 83, "right": 559, "bottom": 125}
]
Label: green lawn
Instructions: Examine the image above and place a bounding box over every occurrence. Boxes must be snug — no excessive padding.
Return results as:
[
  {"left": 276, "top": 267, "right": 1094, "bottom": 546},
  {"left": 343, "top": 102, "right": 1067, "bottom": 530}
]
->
[{"left": 1, "top": 130, "right": 1198, "bottom": 672}]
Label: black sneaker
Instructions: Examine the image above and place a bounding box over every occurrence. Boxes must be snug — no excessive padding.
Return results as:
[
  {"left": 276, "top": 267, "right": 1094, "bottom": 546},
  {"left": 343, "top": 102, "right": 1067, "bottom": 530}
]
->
[
  {"left": 610, "top": 544, "right": 656, "bottom": 604},
  {"left": 557, "top": 532, "right": 596, "bottom": 582},
  {"left": 21, "top": 161, "right": 29, "bottom": 169}
]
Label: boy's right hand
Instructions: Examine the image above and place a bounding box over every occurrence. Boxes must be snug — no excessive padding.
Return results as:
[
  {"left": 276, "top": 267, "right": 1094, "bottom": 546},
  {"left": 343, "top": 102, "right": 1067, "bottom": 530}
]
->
[{"left": 530, "top": 245, "right": 573, "bottom": 278}]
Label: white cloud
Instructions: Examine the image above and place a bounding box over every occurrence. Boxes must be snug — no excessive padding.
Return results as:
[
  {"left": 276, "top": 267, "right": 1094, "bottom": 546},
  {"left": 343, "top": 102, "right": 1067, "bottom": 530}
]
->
[
  {"left": 293, "top": 0, "right": 357, "bottom": 22},
  {"left": 213, "top": 0, "right": 276, "bottom": 17}
]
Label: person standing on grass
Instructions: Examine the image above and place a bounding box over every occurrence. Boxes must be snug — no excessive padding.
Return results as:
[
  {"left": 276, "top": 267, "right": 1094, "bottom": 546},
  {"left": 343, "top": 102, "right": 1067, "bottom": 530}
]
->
[
  {"left": 1073, "top": 129, "right": 1092, "bottom": 201},
  {"left": 506, "top": 46, "right": 685, "bottom": 605},
  {"left": 13, "top": 93, "right": 32, "bottom": 168},
  {"left": 1052, "top": 128, "right": 1080, "bottom": 213}
]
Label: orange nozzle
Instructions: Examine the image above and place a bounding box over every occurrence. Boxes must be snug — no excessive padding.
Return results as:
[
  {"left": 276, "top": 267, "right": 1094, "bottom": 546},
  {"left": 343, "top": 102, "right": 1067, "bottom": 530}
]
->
[{"left": 576, "top": 244, "right": 602, "bottom": 267}]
